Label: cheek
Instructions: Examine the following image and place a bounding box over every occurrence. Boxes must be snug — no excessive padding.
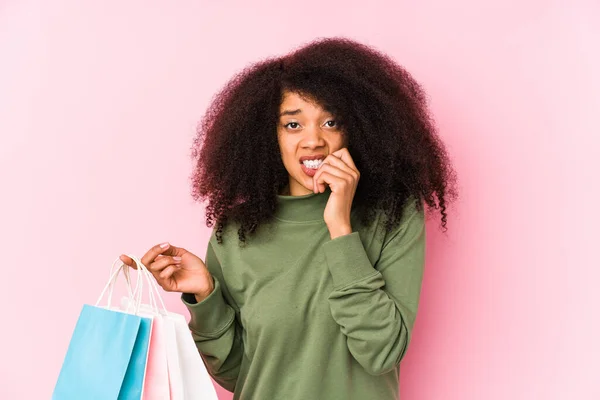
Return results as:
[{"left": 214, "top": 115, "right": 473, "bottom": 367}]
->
[
  {"left": 277, "top": 140, "right": 295, "bottom": 167},
  {"left": 329, "top": 137, "right": 346, "bottom": 152},
  {"left": 340, "top": 132, "right": 348, "bottom": 148}
]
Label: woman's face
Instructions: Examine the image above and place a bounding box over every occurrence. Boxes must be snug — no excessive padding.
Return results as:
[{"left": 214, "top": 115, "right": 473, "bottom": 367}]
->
[{"left": 277, "top": 90, "right": 347, "bottom": 196}]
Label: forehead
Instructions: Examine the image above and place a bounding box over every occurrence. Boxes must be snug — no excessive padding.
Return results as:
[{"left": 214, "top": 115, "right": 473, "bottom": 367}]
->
[{"left": 279, "top": 90, "right": 328, "bottom": 113}]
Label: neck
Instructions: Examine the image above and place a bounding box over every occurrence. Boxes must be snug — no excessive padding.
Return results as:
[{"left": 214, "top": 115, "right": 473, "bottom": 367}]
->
[
  {"left": 275, "top": 186, "right": 332, "bottom": 222},
  {"left": 279, "top": 185, "right": 291, "bottom": 196},
  {"left": 280, "top": 181, "right": 315, "bottom": 197}
]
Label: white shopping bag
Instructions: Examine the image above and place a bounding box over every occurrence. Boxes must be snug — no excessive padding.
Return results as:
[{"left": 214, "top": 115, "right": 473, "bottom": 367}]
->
[
  {"left": 169, "top": 312, "right": 219, "bottom": 400},
  {"left": 162, "top": 316, "right": 184, "bottom": 400},
  {"left": 120, "top": 256, "right": 219, "bottom": 400}
]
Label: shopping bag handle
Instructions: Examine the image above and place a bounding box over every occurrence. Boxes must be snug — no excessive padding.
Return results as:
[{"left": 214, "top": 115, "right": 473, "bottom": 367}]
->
[
  {"left": 121, "top": 254, "right": 169, "bottom": 316},
  {"left": 95, "top": 256, "right": 143, "bottom": 312}
]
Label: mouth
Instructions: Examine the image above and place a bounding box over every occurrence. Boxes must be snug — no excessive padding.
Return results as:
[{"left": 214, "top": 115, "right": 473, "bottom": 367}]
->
[
  {"left": 299, "top": 156, "right": 325, "bottom": 178},
  {"left": 299, "top": 158, "right": 325, "bottom": 170}
]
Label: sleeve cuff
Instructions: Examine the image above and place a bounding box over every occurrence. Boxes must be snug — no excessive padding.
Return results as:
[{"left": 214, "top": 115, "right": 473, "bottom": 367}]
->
[
  {"left": 321, "top": 231, "right": 378, "bottom": 289},
  {"left": 180, "top": 276, "right": 235, "bottom": 336}
]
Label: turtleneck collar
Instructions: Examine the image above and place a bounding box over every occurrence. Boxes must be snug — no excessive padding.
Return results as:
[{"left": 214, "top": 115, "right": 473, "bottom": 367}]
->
[{"left": 274, "top": 186, "right": 332, "bottom": 223}]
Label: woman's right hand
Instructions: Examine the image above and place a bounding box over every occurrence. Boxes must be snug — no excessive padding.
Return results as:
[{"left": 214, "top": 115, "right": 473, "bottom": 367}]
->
[{"left": 119, "top": 242, "right": 214, "bottom": 301}]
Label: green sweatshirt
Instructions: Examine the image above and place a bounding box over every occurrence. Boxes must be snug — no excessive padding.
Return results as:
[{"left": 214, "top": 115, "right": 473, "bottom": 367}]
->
[{"left": 181, "top": 187, "right": 426, "bottom": 400}]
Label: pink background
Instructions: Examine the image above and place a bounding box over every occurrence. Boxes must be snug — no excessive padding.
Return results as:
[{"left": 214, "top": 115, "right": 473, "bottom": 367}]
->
[{"left": 1, "top": 1, "right": 598, "bottom": 399}]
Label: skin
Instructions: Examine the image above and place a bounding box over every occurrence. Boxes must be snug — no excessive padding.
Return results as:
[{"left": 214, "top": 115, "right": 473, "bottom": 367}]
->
[
  {"left": 120, "top": 90, "right": 361, "bottom": 299},
  {"left": 277, "top": 90, "right": 359, "bottom": 238}
]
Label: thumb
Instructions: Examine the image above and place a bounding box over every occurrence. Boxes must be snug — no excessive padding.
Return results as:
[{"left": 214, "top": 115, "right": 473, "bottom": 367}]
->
[{"left": 119, "top": 254, "right": 137, "bottom": 269}]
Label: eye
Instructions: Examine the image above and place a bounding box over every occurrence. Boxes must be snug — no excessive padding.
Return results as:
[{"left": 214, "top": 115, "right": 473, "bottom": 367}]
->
[
  {"left": 325, "top": 119, "right": 337, "bottom": 128},
  {"left": 284, "top": 122, "right": 300, "bottom": 129}
]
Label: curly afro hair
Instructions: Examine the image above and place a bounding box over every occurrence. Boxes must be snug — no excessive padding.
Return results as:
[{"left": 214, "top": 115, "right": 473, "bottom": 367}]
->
[{"left": 190, "top": 36, "right": 458, "bottom": 246}]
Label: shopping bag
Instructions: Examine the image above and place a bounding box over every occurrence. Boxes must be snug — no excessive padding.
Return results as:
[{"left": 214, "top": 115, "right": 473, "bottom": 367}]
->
[
  {"left": 53, "top": 261, "right": 153, "bottom": 400},
  {"left": 162, "top": 316, "right": 184, "bottom": 399},
  {"left": 119, "top": 258, "right": 171, "bottom": 400},
  {"left": 170, "top": 313, "right": 219, "bottom": 400},
  {"left": 120, "top": 257, "right": 219, "bottom": 400},
  {"left": 111, "top": 257, "right": 155, "bottom": 400},
  {"left": 119, "top": 315, "right": 153, "bottom": 400},
  {"left": 141, "top": 312, "right": 170, "bottom": 399},
  {"left": 120, "top": 299, "right": 175, "bottom": 400},
  {"left": 105, "top": 257, "right": 154, "bottom": 400}
]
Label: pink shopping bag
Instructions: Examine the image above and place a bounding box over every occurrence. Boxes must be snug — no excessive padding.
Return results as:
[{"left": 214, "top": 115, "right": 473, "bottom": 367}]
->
[{"left": 142, "top": 312, "right": 170, "bottom": 399}]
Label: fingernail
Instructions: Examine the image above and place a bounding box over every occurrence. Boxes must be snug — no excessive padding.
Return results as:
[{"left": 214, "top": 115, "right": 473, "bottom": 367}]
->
[
  {"left": 173, "top": 256, "right": 182, "bottom": 262},
  {"left": 160, "top": 242, "right": 169, "bottom": 249}
]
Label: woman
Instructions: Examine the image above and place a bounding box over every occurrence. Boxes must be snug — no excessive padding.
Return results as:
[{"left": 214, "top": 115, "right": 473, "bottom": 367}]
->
[{"left": 121, "top": 37, "right": 458, "bottom": 400}]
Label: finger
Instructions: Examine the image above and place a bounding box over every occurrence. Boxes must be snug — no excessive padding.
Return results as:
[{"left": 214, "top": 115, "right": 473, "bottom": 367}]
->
[
  {"left": 314, "top": 154, "right": 348, "bottom": 193},
  {"left": 331, "top": 148, "right": 359, "bottom": 174},
  {"left": 155, "top": 254, "right": 169, "bottom": 262},
  {"left": 158, "top": 265, "right": 179, "bottom": 281},
  {"left": 141, "top": 242, "right": 180, "bottom": 268},
  {"left": 147, "top": 255, "right": 181, "bottom": 275},
  {"left": 314, "top": 171, "right": 347, "bottom": 193},
  {"left": 313, "top": 152, "right": 358, "bottom": 193},
  {"left": 119, "top": 254, "right": 137, "bottom": 269},
  {"left": 319, "top": 154, "right": 356, "bottom": 177},
  {"left": 313, "top": 163, "right": 352, "bottom": 193}
]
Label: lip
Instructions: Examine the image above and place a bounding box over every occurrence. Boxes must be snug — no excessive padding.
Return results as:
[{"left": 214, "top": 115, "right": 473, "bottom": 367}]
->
[
  {"left": 301, "top": 163, "right": 318, "bottom": 177},
  {"left": 299, "top": 154, "right": 327, "bottom": 163}
]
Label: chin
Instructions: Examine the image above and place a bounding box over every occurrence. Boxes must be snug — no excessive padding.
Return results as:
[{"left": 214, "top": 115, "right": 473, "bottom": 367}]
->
[
  {"left": 302, "top": 176, "right": 316, "bottom": 191},
  {"left": 291, "top": 176, "right": 314, "bottom": 195}
]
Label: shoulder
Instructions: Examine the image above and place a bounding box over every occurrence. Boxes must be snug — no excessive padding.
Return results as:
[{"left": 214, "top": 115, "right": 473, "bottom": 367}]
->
[
  {"left": 208, "top": 219, "right": 241, "bottom": 246},
  {"left": 383, "top": 196, "right": 425, "bottom": 246},
  {"left": 346, "top": 196, "right": 424, "bottom": 264},
  {"left": 356, "top": 195, "right": 424, "bottom": 250}
]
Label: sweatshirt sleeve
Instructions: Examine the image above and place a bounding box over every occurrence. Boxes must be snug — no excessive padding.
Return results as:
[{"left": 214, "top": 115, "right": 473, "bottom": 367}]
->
[
  {"left": 181, "top": 239, "right": 244, "bottom": 392},
  {"left": 321, "top": 200, "right": 426, "bottom": 376}
]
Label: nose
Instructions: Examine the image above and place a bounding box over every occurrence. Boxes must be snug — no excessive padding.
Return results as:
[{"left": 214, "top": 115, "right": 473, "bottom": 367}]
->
[{"left": 302, "top": 126, "right": 326, "bottom": 149}]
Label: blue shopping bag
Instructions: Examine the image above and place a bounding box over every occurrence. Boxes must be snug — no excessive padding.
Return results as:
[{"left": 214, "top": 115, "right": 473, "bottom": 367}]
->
[
  {"left": 53, "top": 259, "right": 153, "bottom": 400},
  {"left": 119, "top": 310, "right": 152, "bottom": 400}
]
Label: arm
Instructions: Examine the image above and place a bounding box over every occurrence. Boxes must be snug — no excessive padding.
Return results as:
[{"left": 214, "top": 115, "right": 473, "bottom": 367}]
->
[
  {"left": 322, "top": 201, "right": 426, "bottom": 375},
  {"left": 181, "top": 240, "right": 244, "bottom": 392}
]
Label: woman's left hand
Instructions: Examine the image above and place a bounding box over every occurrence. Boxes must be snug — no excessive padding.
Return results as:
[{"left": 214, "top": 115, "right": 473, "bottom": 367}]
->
[{"left": 313, "top": 147, "right": 360, "bottom": 239}]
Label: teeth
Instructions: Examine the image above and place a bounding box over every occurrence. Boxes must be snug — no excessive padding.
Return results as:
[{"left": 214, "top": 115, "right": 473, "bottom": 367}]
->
[{"left": 302, "top": 159, "right": 323, "bottom": 169}]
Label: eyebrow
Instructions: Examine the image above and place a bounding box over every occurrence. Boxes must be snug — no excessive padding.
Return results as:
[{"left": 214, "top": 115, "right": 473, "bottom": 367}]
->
[
  {"left": 279, "top": 108, "right": 334, "bottom": 117},
  {"left": 279, "top": 109, "right": 302, "bottom": 117}
]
